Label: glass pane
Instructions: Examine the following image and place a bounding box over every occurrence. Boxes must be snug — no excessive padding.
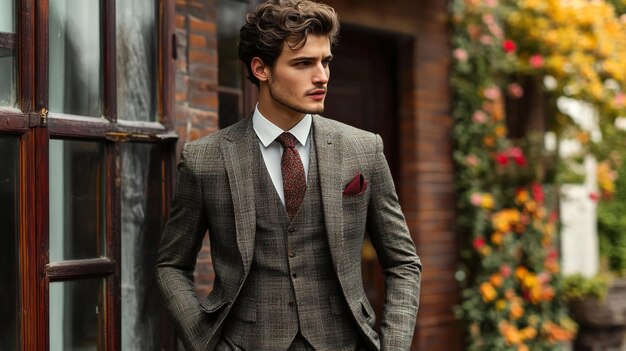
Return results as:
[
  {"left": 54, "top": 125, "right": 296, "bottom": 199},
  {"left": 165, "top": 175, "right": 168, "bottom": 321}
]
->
[
  {"left": 0, "top": 51, "right": 16, "bottom": 108},
  {"left": 121, "top": 143, "right": 167, "bottom": 349},
  {"left": 0, "top": 0, "right": 15, "bottom": 33},
  {"left": 49, "top": 140, "right": 106, "bottom": 262},
  {"left": 217, "top": 0, "right": 247, "bottom": 89},
  {"left": 49, "top": 0, "right": 102, "bottom": 117},
  {"left": 116, "top": 0, "right": 157, "bottom": 121},
  {"left": 0, "top": 137, "right": 19, "bottom": 350},
  {"left": 49, "top": 278, "right": 104, "bottom": 351}
]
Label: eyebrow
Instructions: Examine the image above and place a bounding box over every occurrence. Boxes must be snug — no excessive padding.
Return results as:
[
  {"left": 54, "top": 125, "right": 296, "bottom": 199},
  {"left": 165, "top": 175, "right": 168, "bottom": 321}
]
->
[{"left": 288, "top": 54, "right": 334, "bottom": 63}]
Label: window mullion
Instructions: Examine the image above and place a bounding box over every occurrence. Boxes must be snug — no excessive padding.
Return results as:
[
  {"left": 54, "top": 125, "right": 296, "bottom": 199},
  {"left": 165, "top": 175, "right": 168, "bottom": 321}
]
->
[{"left": 103, "top": 0, "right": 117, "bottom": 122}]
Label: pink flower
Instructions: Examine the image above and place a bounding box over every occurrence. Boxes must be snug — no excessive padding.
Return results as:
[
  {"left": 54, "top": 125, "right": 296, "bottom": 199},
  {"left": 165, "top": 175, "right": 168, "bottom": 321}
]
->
[
  {"left": 500, "top": 264, "right": 511, "bottom": 278},
  {"left": 615, "top": 92, "right": 625, "bottom": 108},
  {"left": 589, "top": 192, "right": 600, "bottom": 201},
  {"left": 472, "top": 110, "right": 488, "bottom": 123},
  {"left": 483, "top": 86, "right": 501, "bottom": 100},
  {"left": 509, "top": 147, "right": 526, "bottom": 166},
  {"left": 502, "top": 39, "right": 517, "bottom": 53},
  {"left": 465, "top": 154, "right": 480, "bottom": 167},
  {"left": 471, "top": 193, "right": 483, "bottom": 206},
  {"left": 529, "top": 54, "right": 544, "bottom": 68},
  {"left": 453, "top": 48, "right": 469, "bottom": 62},
  {"left": 507, "top": 83, "right": 524, "bottom": 98},
  {"left": 480, "top": 34, "right": 493, "bottom": 45},
  {"left": 484, "top": 0, "right": 498, "bottom": 7},
  {"left": 538, "top": 272, "right": 551, "bottom": 284}
]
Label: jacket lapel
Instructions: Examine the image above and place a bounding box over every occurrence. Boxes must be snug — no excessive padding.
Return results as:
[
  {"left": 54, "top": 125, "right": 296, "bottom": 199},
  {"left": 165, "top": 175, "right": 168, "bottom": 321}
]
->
[
  {"left": 221, "top": 117, "right": 257, "bottom": 273},
  {"left": 313, "top": 115, "right": 345, "bottom": 272}
]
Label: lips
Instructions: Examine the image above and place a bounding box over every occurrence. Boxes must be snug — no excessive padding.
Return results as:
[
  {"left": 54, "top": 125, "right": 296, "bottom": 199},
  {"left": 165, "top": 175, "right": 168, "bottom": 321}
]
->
[{"left": 307, "top": 89, "right": 326, "bottom": 100}]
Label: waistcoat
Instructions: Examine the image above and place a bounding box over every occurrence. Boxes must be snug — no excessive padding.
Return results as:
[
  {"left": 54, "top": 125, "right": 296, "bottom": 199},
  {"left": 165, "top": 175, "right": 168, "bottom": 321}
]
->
[{"left": 221, "top": 136, "right": 361, "bottom": 350}]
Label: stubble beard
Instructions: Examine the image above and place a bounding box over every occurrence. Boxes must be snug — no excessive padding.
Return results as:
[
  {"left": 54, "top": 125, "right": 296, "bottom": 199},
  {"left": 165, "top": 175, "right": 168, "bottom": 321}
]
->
[{"left": 268, "top": 78, "right": 325, "bottom": 116}]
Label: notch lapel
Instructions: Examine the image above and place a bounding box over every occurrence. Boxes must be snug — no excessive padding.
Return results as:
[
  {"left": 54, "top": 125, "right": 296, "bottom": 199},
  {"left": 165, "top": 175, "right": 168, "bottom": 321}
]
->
[
  {"left": 313, "top": 116, "right": 345, "bottom": 272},
  {"left": 221, "top": 118, "right": 257, "bottom": 273}
]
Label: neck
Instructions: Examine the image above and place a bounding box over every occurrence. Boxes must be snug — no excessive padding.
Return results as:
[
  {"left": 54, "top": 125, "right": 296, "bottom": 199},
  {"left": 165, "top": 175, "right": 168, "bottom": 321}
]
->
[{"left": 257, "top": 87, "right": 306, "bottom": 131}]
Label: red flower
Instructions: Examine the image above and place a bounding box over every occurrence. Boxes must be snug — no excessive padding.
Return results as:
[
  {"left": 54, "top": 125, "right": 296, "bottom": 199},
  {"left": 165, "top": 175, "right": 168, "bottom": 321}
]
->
[
  {"left": 473, "top": 237, "right": 486, "bottom": 250},
  {"left": 532, "top": 183, "right": 544, "bottom": 204},
  {"left": 589, "top": 192, "right": 600, "bottom": 201},
  {"left": 495, "top": 153, "right": 509, "bottom": 165},
  {"left": 502, "top": 39, "right": 517, "bottom": 53}
]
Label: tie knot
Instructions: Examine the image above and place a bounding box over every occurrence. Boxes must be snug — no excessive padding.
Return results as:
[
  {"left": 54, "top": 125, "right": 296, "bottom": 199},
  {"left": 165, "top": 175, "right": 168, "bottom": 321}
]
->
[{"left": 276, "top": 132, "right": 297, "bottom": 148}]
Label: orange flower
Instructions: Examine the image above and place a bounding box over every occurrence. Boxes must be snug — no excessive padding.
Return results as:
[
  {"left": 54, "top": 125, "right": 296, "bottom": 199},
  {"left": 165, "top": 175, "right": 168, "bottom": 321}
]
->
[
  {"left": 510, "top": 300, "right": 524, "bottom": 320},
  {"left": 541, "top": 286, "right": 555, "bottom": 301},
  {"left": 515, "top": 189, "right": 530, "bottom": 204},
  {"left": 515, "top": 266, "right": 529, "bottom": 280},
  {"left": 495, "top": 125, "right": 507, "bottom": 137},
  {"left": 491, "top": 232, "right": 504, "bottom": 245},
  {"left": 480, "top": 282, "right": 498, "bottom": 302},
  {"left": 490, "top": 273, "right": 504, "bottom": 287},
  {"left": 483, "top": 135, "right": 495, "bottom": 147}
]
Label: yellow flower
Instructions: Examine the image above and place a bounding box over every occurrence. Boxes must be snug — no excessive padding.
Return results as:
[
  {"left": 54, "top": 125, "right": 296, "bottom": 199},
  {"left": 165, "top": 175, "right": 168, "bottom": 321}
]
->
[
  {"left": 523, "top": 273, "right": 538, "bottom": 289},
  {"left": 479, "top": 245, "right": 492, "bottom": 257},
  {"left": 491, "top": 232, "right": 504, "bottom": 246},
  {"left": 480, "top": 282, "right": 498, "bottom": 302},
  {"left": 496, "top": 299, "right": 506, "bottom": 310},
  {"left": 520, "top": 326, "right": 537, "bottom": 340},
  {"left": 495, "top": 125, "right": 507, "bottom": 138},
  {"left": 481, "top": 194, "right": 495, "bottom": 209}
]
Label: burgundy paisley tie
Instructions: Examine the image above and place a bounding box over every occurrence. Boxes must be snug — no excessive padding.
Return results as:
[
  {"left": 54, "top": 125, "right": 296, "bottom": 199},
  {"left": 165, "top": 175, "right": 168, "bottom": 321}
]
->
[{"left": 276, "top": 132, "right": 306, "bottom": 219}]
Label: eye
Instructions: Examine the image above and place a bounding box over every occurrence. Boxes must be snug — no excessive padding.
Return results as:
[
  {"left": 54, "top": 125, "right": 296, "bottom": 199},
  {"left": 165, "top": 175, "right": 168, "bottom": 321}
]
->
[{"left": 294, "top": 61, "right": 311, "bottom": 67}]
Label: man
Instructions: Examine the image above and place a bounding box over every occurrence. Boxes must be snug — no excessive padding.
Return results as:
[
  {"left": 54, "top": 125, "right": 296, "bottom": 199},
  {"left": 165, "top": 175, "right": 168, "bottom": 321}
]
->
[{"left": 156, "top": 1, "right": 421, "bottom": 350}]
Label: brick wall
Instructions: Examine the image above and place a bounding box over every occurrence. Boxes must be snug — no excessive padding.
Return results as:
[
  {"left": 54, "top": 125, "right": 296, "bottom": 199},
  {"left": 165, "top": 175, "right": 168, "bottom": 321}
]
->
[
  {"left": 409, "top": 3, "right": 463, "bottom": 350},
  {"left": 174, "top": 0, "right": 219, "bottom": 300}
]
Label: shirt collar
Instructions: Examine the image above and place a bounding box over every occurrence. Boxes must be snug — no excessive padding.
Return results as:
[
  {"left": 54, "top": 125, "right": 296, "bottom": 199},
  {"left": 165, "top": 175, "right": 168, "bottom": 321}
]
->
[{"left": 252, "top": 106, "right": 312, "bottom": 147}]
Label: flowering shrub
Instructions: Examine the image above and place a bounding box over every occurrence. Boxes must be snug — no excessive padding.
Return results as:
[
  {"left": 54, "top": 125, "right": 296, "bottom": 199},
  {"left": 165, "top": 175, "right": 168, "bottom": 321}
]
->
[{"left": 449, "top": 0, "right": 626, "bottom": 349}]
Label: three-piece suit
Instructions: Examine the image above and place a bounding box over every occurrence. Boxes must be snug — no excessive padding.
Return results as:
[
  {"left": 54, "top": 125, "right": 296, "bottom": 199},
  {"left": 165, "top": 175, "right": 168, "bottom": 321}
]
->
[{"left": 156, "top": 115, "right": 422, "bottom": 350}]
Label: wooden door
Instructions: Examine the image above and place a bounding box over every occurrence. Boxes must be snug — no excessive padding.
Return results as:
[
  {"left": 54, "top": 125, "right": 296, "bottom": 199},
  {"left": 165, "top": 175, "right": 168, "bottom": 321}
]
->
[{"left": 324, "top": 24, "right": 401, "bottom": 326}]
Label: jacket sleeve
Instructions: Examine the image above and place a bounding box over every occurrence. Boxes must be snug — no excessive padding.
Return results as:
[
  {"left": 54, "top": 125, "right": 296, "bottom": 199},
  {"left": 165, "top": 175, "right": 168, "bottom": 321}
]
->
[
  {"left": 155, "top": 144, "right": 212, "bottom": 351},
  {"left": 366, "top": 134, "right": 422, "bottom": 351}
]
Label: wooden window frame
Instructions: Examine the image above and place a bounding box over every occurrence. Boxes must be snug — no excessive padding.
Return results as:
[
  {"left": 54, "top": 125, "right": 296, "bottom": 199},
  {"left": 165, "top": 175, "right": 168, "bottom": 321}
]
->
[{"left": 0, "top": 0, "right": 177, "bottom": 350}]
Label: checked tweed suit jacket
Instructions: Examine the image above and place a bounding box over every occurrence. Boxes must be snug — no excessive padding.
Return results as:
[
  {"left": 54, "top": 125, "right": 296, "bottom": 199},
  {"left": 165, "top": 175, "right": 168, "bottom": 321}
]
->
[{"left": 156, "top": 115, "right": 422, "bottom": 351}]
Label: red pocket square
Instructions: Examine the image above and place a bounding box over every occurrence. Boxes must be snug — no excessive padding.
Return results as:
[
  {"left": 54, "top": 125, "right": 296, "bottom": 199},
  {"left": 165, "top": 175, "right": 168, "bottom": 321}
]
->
[{"left": 343, "top": 172, "right": 368, "bottom": 196}]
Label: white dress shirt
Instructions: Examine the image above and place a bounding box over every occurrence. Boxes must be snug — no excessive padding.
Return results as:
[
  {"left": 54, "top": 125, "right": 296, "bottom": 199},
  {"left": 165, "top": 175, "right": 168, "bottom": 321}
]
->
[{"left": 252, "top": 107, "right": 312, "bottom": 206}]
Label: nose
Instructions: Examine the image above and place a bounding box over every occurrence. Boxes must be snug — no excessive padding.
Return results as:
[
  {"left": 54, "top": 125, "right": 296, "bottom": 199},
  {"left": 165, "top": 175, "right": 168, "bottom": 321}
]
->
[{"left": 312, "top": 62, "right": 329, "bottom": 84}]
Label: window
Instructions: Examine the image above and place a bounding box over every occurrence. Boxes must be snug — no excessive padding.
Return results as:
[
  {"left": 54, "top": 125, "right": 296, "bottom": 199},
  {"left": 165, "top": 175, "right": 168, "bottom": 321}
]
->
[
  {"left": 0, "top": 136, "right": 19, "bottom": 351},
  {"left": 0, "top": 0, "right": 177, "bottom": 349},
  {"left": 0, "top": 0, "right": 16, "bottom": 108},
  {"left": 217, "top": 0, "right": 257, "bottom": 128}
]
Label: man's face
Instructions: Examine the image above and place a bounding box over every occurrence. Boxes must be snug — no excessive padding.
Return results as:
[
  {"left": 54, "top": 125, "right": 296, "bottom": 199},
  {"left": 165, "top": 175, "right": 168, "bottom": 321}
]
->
[{"left": 265, "top": 34, "right": 333, "bottom": 118}]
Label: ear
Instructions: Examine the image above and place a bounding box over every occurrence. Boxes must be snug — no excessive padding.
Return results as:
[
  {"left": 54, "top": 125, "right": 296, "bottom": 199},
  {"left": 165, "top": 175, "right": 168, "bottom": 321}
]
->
[{"left": 250, "top": 57, "right": 269, "bottom": 83}]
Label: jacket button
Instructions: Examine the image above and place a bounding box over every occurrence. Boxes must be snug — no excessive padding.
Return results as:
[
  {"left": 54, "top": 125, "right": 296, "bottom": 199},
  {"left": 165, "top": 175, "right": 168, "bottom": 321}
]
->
[
  {"left": 288, "top": 301, "right": 295, "bottom": 307},
  {"left": 288, "top": 227, "right": 295, "bottom": 232},
  {"left": 292, "top": 273, "right": 297, "bottom": 278},
  {"left": 288, "top": 250, "right": 295, "bottom": 258}
]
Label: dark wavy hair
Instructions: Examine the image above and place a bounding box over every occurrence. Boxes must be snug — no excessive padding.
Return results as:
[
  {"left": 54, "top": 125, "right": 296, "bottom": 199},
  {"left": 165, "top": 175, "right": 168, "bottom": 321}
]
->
[{"left": 238, "top": 0, "right": 340, "bottom": 87}]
